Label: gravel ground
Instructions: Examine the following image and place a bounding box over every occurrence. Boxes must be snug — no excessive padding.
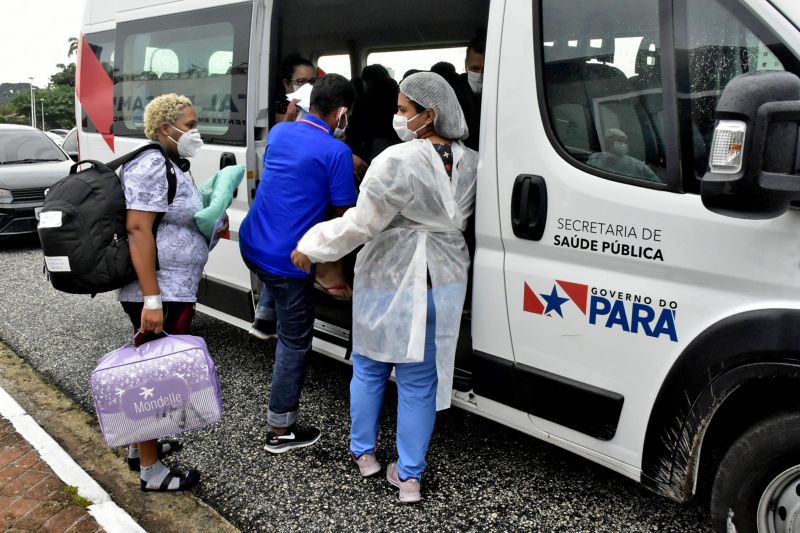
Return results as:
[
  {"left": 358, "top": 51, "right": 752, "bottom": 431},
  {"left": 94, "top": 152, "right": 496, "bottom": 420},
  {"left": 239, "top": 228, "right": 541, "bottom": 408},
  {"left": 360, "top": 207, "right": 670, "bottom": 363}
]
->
[{"left": 0, "top": 236, "right": 711, "bottom": 532}]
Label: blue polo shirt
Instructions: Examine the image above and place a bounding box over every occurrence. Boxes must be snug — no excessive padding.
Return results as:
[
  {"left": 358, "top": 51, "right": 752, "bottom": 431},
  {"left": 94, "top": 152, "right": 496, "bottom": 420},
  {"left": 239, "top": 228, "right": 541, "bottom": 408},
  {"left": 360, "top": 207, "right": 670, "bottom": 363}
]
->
[{"left": 240, "top": 114, "right": 357, "bottom": 278}]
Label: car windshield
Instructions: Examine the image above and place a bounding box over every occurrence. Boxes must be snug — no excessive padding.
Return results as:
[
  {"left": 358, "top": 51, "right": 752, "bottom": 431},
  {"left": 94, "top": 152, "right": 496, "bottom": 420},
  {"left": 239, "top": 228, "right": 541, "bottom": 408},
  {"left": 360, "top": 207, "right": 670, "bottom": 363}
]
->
[{"left": 0, "top": 130, "right": 67, "bottom": 164}]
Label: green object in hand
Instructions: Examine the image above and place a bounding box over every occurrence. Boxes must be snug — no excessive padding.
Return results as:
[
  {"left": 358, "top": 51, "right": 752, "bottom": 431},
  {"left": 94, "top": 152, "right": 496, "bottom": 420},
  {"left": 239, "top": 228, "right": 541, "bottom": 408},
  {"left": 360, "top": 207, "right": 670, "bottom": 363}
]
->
[{"left": 194, "top": 164, "right": 246, "bottom": 241}]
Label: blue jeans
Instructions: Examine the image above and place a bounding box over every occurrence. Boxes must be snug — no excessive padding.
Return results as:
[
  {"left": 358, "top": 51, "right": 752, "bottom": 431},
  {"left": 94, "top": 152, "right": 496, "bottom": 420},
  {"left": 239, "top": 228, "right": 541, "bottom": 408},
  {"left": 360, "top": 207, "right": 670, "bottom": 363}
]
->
[
  {"left": 350, "top": 290, "right": 437, "bottom": 481},
  {"left": 249, "top": 264, "right": 315, "bottom": 428},
  {"left": 254, "top": 283, "right": 276, "bottom": 322}
]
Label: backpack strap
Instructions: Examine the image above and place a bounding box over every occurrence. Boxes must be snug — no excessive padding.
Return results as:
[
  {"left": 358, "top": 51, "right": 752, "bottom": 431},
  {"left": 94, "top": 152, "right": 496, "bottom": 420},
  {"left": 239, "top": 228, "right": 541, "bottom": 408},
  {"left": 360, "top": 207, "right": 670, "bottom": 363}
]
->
[
  {"left": 113, "top": 143, "right": 180, "bottom": 272},
  {"left": 108, "top": 143, "right": 178, "bottom": 205}
]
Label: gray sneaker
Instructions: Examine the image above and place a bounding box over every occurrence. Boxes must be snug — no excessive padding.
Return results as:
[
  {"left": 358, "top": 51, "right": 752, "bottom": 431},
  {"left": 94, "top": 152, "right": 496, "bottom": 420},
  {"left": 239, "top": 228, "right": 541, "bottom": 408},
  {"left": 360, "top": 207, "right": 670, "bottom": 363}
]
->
[
  {"left": 386, "top": 462, "right": 422, "bottom": 503},
  {"left": 352, "top": 453, "right": 381, "bottom": 477}
]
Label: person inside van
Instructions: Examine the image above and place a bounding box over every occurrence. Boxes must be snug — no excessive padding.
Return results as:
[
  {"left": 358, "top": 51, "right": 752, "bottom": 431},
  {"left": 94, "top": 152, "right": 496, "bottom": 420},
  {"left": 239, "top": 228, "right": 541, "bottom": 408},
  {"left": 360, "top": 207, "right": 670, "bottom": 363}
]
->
[
  {"left": 240, "top": 74, "right": 357, "bottom": 453},
  {"left": 346, "top": 64, "right": 400, "bottom": 166},
  {"left": 451, "top": 36, "right": 485, "bottom": 151},
  {"left": 430, "top": 61, "right": 459, "bottom": 86},
  {"left": 275, "top": 53, "right": 318, "bottom": 123},
  {"left": 120, "top": 93, "right": 223, "bottom": 491},
  {"left": 291, "top": 72, "right": 477, "bottom": 503},
  {"left": 587, "top": 128, "right": 661, "bottom": 182}
]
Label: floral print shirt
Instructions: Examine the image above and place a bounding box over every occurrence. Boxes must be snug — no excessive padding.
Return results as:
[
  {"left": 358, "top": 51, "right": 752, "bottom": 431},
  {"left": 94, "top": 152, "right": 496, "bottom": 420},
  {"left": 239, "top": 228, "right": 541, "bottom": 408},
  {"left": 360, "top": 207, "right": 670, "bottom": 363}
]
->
[{"left": 117, "top": 150, "right": 208, "bottom": 303}]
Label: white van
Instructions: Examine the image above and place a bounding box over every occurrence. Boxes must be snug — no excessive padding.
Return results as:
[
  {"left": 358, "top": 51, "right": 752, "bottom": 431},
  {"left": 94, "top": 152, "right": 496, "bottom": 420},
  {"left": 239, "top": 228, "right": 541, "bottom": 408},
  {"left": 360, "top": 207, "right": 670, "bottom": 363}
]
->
[{"left": 76, "top": 1, "right": 800, "bottom": 530}]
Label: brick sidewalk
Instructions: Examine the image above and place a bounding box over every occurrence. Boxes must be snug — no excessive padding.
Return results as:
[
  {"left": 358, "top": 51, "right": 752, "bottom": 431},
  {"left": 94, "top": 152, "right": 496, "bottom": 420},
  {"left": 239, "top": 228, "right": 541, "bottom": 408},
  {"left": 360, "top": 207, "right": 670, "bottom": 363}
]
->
[{"left": 0, "top": 418, "right": 104, "bottom": 532}]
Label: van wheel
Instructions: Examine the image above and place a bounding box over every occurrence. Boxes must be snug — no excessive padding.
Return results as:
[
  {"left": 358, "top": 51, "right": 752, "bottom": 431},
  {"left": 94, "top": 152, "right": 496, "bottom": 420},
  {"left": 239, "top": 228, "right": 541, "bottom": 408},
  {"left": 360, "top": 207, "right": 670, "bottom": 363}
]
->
[{"left": 710, "top": 410, "right": 800, "bottom": 533}]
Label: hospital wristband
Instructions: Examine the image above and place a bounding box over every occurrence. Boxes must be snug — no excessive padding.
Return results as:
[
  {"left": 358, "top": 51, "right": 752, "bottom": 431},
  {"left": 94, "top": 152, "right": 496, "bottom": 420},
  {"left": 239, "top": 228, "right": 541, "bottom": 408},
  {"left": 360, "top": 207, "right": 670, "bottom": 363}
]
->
[{"left": 143, "top": 295, "right": 162, "bottom": 310}]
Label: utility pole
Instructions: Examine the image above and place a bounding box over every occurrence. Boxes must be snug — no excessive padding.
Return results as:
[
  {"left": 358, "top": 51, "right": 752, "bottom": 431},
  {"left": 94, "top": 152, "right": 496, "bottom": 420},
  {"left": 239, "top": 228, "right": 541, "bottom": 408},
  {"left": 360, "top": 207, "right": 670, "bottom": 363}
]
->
[
  {"left": 28, "top": 77, "right": 36, "bottom": 128},
  {"left": 40, "top": 100, "right": 45, "bottom": 131}
]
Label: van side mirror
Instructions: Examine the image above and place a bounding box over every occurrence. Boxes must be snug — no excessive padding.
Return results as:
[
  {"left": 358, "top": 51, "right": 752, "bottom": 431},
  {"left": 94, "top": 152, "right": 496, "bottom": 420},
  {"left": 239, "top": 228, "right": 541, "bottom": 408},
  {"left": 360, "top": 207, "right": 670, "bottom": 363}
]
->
[{"left": 702, "top": 71, "right": 800, "bottom": 219}]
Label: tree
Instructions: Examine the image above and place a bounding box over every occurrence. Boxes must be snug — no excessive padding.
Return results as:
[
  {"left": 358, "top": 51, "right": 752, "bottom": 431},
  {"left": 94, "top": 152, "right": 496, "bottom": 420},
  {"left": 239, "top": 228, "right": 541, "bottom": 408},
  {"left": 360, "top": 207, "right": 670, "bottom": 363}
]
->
[
  {"left": 68, "top": 37, "right": 79, "bottom": 58},
  {"left": 49, "top": 63, "right": 76, "bottom": 88},
  {"left": 37, "top": 85, "right": 76, "bottom": 129},
  {"left": 2, "top": 85, "right": 75, "bottom": 129}
]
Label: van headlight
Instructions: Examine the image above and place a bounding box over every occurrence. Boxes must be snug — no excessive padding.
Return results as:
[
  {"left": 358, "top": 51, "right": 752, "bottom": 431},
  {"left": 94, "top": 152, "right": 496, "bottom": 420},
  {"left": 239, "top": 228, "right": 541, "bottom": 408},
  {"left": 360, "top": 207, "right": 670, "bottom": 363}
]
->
[
  {"left": 0, "top": 189, "right": 11, "bottom": 204},
  {"left": 709, "top": 120, "right": 746, "bottom": 174}
]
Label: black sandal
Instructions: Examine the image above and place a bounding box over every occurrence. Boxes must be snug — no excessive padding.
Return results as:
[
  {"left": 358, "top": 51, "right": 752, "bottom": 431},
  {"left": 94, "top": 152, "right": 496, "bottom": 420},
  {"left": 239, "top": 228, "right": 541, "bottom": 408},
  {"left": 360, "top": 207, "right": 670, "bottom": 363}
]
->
[
  {"left": 140, "top": 468, "right": 200, "bottom": 492},
  {"left": 128, "top": 439, "right": 183, "bottom": 471}
]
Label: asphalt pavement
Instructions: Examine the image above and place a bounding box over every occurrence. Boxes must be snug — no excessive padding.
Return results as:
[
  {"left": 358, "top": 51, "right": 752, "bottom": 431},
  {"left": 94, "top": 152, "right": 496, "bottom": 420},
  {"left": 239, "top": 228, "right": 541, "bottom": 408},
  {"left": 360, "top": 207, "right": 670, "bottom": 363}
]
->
[{"left": 0, "top": 236, "right": 711, "bottom": 532}]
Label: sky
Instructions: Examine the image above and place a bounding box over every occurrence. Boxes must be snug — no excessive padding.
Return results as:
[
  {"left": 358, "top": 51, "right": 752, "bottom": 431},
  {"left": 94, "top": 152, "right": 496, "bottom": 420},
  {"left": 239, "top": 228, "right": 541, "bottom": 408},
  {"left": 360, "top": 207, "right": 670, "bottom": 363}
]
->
[{"left": 0, "top": 0, "right": 87, "bottom": 88}]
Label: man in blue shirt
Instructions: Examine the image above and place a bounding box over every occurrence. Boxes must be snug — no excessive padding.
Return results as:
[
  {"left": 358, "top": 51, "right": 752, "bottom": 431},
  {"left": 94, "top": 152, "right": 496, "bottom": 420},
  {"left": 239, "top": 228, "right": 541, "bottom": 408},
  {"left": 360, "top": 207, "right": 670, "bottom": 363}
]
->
[{"left": 240, "top": 74, "right": 357, "bottom": 452}]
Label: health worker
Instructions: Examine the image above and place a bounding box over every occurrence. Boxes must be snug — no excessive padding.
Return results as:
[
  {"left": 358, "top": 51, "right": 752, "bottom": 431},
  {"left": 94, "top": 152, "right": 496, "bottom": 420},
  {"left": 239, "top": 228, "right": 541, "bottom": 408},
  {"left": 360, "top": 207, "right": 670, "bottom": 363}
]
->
[{"left": 290, "top": 72, "right": 477, "bottom": 504}]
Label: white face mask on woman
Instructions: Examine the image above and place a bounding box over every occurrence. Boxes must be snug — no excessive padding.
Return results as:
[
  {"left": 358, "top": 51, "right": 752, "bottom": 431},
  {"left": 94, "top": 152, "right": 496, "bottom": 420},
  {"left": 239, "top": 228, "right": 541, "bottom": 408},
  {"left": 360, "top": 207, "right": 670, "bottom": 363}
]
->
[
  {"left": 169, "top": 124, "right": 204, "bottom": 158},
  {"left": 333, "top": 107, "right": 348, "bottom": 140},
  {"left": 392, "top": 112, "right": 427, "bottom": 142}
]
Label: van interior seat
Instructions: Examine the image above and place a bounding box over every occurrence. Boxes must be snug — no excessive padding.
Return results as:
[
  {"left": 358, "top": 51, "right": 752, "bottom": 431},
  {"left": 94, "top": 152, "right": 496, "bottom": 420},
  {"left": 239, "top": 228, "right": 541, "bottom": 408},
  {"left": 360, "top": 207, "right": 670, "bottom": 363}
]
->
[
  {"left": 544, "top": 61, "right": 596, "bottom": 155},
  {"left": 544, "top": 57, "right": 660, "bottom": 166},
  {"left": 582, "top": 65, "right": 658, "bottom": 163},
  {"left": 631, "top": 47, "right": 707, "bottom": 166}
]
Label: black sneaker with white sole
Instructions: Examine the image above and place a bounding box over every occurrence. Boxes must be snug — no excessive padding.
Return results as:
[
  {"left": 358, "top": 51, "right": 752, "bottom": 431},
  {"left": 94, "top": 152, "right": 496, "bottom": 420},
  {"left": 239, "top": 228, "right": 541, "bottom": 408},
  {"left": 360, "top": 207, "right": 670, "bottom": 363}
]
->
[
  {"left": 265, "top": 424, "right": 321, "bottom": 454},
  {"left": 250, "top": 318, "right": 277, "bottom": 340}
]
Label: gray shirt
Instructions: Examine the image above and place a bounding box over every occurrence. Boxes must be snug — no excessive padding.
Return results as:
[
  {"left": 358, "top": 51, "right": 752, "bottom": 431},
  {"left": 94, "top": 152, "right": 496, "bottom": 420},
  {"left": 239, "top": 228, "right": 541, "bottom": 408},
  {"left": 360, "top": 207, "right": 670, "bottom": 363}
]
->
[{"left": 117, "top": 150, "right": 208, "bottom": 303}]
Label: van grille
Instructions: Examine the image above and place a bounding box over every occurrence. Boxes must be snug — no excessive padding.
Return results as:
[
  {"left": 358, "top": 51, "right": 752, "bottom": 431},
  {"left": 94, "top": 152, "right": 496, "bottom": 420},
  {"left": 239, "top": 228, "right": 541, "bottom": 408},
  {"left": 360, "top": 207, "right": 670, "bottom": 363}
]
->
[{"left": 11, "top": 187, "right": 46, "bottom": 203}]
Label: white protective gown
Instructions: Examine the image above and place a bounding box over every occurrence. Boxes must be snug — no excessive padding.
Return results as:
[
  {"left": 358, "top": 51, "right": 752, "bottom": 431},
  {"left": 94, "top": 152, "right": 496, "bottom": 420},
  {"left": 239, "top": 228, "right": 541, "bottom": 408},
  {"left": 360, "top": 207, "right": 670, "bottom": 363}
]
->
[{"left": 297, "top": 138, "right": 477, "bottom": 410}]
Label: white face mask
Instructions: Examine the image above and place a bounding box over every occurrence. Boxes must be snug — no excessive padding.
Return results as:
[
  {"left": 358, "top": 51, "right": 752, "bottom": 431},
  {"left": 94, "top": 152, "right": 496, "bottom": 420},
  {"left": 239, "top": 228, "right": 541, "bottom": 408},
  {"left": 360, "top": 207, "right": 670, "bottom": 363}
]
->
[
  {"left": 168, "top": 125, "right": 204, "bottom": 158},
  {"left": 392, "top": 112, "right": 427, "bottom": 142},
  {"left": 610, "top": 140, "right": 629, "bottom": 156},
  {"left": 333, "top": 107, "right": 348, "bottom": 140},
  {"left": 467, "top": 70, "right": 483, "bottom": 94}
]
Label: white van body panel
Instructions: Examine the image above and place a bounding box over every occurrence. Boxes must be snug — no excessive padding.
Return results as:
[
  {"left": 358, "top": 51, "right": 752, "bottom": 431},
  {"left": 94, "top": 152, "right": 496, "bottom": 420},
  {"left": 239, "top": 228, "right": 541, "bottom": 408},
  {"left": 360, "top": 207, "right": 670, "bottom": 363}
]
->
[
  {"left": 770, "top": 0, "right": 800, "bottom": 32},
  {"left": 470, "top": 0, "right": 515, "bottom": 365},
  {"left": 496, "top": 0, "right": 800, "bottom": 469}
]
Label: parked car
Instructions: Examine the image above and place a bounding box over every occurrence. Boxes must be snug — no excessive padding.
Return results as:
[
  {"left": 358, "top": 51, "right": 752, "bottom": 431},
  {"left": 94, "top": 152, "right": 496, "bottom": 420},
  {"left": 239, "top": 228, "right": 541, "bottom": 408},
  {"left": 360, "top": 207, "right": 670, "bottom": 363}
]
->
[
  {"left": 47, "top": 129, "right": 70, "bottom": 138},
  {"left": 60, "top": 128, "right": 78, "bottom": 162},
  {"left": 0, "top": 125, "right": 73, "bottom": 237}
]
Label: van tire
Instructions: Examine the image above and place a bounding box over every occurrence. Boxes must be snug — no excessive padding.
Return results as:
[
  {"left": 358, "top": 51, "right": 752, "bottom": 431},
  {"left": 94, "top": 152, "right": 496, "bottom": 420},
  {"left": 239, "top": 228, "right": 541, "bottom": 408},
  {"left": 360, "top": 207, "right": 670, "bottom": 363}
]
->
[{"left": 710, "top": 409, "right": 800, "bottom": 533}]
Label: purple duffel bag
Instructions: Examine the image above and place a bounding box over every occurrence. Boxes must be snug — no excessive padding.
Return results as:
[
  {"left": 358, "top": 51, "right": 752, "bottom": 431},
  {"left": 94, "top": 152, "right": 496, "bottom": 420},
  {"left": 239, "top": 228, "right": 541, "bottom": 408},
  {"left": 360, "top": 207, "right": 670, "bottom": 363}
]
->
[{"left": 90, "top": 333, "right": 222, "bottom": 448}]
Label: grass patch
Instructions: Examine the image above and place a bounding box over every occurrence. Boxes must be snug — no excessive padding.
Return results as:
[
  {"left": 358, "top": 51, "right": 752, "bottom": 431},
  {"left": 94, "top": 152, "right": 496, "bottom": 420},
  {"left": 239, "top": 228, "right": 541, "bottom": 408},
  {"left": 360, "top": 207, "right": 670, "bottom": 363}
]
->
[{"left": 63, "top": 485, "right": 92, "bottom": 508}]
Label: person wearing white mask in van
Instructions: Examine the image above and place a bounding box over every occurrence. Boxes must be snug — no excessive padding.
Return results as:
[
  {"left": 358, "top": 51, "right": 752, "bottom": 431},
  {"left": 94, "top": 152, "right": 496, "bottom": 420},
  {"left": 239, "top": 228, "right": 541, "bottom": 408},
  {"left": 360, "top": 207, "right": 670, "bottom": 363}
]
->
[
  {"left": 291, "top": 72, "right": 477, "bottom": 503},
  {"left": 452, "top": 36, "right": 485, "bottom": 151},
  {"left": 587, "top": 128, "right": 661, "bottom": 182}
]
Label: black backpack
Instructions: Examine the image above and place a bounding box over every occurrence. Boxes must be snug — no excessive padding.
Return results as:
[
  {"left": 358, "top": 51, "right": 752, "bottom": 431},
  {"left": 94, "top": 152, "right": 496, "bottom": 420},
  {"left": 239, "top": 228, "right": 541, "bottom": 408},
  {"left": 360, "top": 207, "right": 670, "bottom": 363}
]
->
[{"left": 38, "top": 143, "right": 177, "bottom": 295}]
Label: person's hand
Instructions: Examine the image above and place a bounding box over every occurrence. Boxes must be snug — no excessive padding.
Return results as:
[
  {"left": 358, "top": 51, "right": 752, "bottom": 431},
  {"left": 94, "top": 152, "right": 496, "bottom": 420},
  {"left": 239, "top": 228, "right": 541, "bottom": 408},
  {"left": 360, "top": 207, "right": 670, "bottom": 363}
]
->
[
  {"left": 352, "top": 154, "right": 368, "bottom": 184},
  {"left": 140, "top": 307, "right": 164, "bottom": 334},
  {"left": 215, "top": 213, "right": 230, "bottom": 239},
  {"left": 286, "top": 99, "right": 301, "bottom": 122},
  {"left": 291, "top": 249, "right": 312, "bottom": 273}
]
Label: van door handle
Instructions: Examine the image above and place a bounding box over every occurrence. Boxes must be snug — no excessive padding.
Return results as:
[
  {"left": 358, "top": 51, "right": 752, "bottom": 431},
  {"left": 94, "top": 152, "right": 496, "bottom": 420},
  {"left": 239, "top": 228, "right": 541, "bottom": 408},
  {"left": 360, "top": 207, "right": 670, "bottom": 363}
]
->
[
  {"left": 220, "top": 152, "right": 238, "bottom": 198},
  {"left": 510, "top": 174, "right": 547, "bottom": 240}
]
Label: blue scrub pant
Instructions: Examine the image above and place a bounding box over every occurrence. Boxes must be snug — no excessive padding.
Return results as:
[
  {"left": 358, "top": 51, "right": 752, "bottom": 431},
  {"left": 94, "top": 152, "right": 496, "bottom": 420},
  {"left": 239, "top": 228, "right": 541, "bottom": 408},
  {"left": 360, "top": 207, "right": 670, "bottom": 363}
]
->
[{"left": 349, "top": 291, "right": 437, "bottom": 481}]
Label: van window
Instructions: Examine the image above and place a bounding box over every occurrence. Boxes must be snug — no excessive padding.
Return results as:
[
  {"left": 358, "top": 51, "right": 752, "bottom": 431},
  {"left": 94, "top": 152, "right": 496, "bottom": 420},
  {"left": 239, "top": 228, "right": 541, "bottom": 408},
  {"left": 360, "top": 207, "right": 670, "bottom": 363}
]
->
[
  {"left": 144, "top": 47, "right": 180, "bottom": 78},
  {"left": 675, "top": 0, "right": 798, "bottom": 185},
  {"left": 80, "top": 31, "right": 115, "bottom": 134},
  {"left": 367, "top": 47, "right": 466, "bottom": 82},
  {"left": 209, "top": 51, "right": 234, "bottom": 76},
  {"left": 540, "top": 0, "right": 668, "bottom": 185},
  {"left": 114, "top": 4, "right": 251, "bottom": 145},
  {"left": 317, "top": 54, "right": 351, "bottom": 79}
]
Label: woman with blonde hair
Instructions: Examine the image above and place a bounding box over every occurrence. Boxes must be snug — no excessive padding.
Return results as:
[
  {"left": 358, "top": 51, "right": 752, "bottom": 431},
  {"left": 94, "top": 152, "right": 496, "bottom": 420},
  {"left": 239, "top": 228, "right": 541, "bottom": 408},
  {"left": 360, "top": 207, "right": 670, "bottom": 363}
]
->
[
  {"left": 291, "top": 72, "right": 477, "bottom": 503},
  {"left": 119, "top": 93, "right": 218, "bottom": 491}
]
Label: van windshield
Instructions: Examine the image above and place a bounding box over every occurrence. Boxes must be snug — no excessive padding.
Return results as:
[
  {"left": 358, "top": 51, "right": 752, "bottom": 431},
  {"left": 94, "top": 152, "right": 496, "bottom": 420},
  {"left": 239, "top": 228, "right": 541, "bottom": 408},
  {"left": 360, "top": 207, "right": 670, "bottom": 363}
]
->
[{"left": 0, "top": 131, "right": 67, "bottom": 164}]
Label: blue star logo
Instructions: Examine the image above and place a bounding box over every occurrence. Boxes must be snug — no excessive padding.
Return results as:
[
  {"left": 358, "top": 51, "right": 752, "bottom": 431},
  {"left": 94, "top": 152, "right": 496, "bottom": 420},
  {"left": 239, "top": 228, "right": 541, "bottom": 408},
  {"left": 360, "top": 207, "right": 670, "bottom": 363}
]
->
[{"left": 540, "top": 285, "right": 570, "bottom": 317}]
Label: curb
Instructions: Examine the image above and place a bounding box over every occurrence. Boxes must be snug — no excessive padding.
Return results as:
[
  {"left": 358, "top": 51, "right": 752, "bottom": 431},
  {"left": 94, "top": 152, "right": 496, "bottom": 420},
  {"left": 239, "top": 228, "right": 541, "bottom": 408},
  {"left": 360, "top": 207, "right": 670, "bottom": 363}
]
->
[{"left": 0, "top": 384, "right": 146, "bottom": 532}]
